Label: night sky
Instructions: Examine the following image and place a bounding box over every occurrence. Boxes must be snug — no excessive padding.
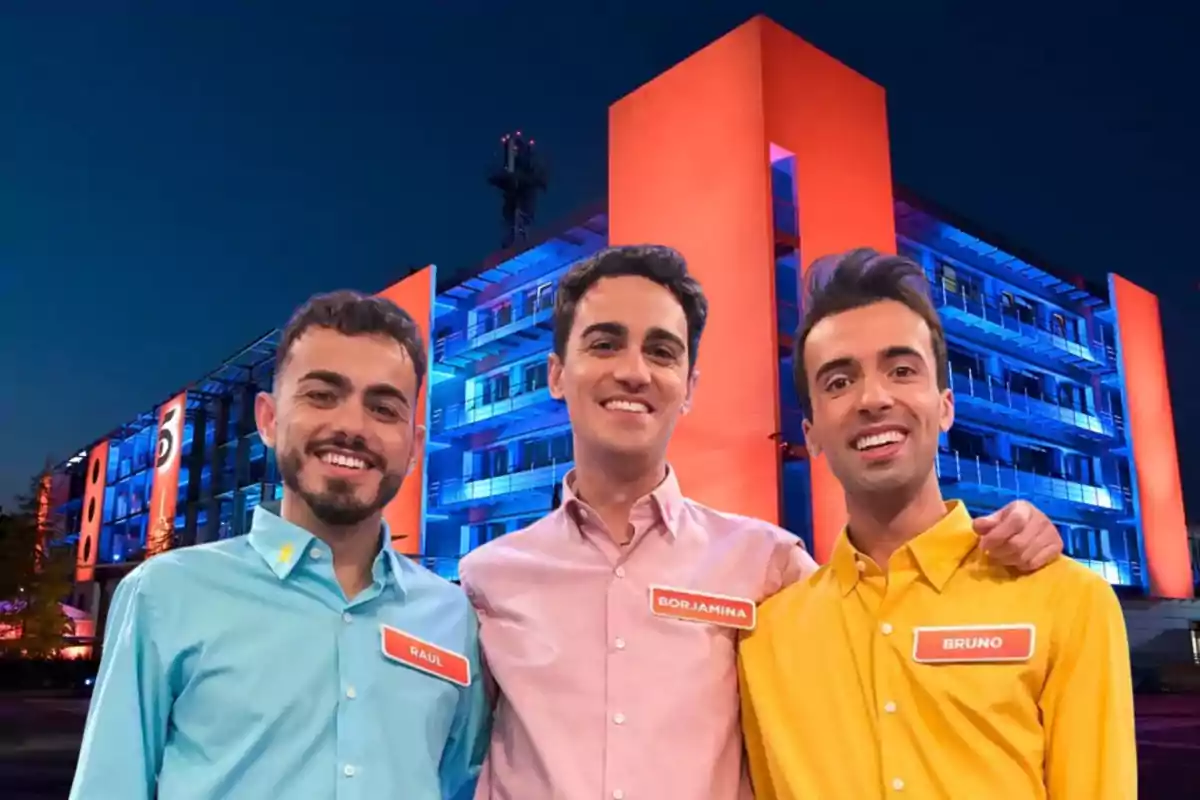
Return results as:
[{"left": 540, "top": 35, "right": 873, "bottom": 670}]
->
[{"left": 2, "top": 2, "right": 1196, "bottom": 518}]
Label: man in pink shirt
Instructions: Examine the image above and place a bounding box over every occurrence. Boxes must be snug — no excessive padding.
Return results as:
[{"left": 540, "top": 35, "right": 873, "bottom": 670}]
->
[{"left": 458, "top": 245, "right": 1063, "bottom": 800}]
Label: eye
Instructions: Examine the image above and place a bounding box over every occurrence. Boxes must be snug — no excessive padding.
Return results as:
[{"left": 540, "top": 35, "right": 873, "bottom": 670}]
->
[
  {"left": 893, "top": 365, "right": 918, "bottom": 378},
  {"left": 824, "top": 376, "right": 850, "bottom": 392},
  {"left": 371, "top": 403, "right": 401, "bottom": 420},
  {"left": 306, "top": 390, "right": 337, "bottom": 404},
  {"left": 648, "top": 346, "right": 678, "bottom": 361},
  {"left": 589, "top": 339, "right": 617, "bottom": 353}
]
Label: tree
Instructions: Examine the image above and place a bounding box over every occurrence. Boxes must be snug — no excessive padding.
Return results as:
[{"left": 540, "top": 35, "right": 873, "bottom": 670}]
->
[{"left": 0, "top": 472, "right": 75, "bottom": 658}]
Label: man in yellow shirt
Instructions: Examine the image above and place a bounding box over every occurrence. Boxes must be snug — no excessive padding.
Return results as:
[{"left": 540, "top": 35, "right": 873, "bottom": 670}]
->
[{"left": 738, "top": 248, "right": 1137, "bottom": 799}]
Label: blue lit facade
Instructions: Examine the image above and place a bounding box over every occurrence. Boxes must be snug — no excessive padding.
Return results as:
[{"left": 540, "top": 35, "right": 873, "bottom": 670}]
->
[{"left": 48, "top": 195, "right": 1157, "bottom": 597}]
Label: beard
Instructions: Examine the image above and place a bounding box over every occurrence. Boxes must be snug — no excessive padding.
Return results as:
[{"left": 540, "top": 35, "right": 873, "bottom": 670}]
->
[{"left": 278, "top": 442, "right": 405, "bottom": 527}]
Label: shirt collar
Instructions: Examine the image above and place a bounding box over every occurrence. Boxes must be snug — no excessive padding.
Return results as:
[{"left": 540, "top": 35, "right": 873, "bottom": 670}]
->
[
  {"left": 830, "top": 500, "right": 977, "bottom": 596},
  {"left": 247, "top": 502, "right": 407, "bottom": 597},
  {"left": 559, "top": 464, "right": 685, "bottom": 538}
]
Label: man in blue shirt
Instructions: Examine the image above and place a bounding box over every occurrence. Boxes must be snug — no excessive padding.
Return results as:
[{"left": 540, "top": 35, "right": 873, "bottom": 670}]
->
[{"left": 70, "top": 291, "right": 490, "bottom": 800}]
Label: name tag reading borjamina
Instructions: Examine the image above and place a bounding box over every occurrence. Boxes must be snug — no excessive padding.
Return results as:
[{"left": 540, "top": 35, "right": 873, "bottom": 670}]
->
[
  {"left": 912, "top": 624, "right": 1035, "bottom": 664},
  {"left": 649, "top": 585, "right": 757, "bottom": 631},
  {"left": 380, "top": 624, "right": 471, "bottom": 687}
]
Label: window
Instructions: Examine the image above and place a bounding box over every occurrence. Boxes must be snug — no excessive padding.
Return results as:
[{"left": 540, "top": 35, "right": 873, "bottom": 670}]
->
[
  {"left": 481, "top": 372, "right": 511, "bottom": 405},
  {"left": 946, "top": 427, "right": 990, "bottom": 461},
  {"left": 1001, "top": 292, "right": 1038, "bottom": 325},
  {"left": 523, "top": 361, "right": 548, "bottom": 393},
  {"left": 1057, "top": 382, "right": 1089, "bottom": 412},
  {"left": 947, "top": 346, "right": 986, "bottom": 380},
  {"left": 1012, "top": 444, "right": 1054, "bottom": 476},
  {"left": 1063, "top": 452, "right": 1095, "bottom": 485},
  {"left": 1005, "top": 368, "right": 1042, "bottom": 398}
]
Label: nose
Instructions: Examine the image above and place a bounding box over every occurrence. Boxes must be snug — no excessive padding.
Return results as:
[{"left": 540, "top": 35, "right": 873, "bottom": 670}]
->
[
  {"left": 856, "top": 372, "right": 895, "bottom": 415},
  {"left": 611, "top": 348, "right": 652, "bottom": 389},
  {"left": 327, "top": 395, "right": 371, "bottom": 437}
]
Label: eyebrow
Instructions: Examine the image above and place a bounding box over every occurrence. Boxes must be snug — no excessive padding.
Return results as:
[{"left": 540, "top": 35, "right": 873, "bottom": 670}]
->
[
  {"left": 580, "top": 322, "right": 687, "bottom": 352},
  {"left": 298, "top": 370, "right": 410, "bottom": 407},
  {"left": 812, "top": 346, "right": 926, "bottom": 384}
]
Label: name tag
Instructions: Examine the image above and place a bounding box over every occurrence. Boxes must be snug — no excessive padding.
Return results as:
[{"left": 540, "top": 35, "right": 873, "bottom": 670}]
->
[
  {"left": 380, "top": 625, "right": 471, "bottom": 687},
  {"left": 649, "top": 585, "right": 756, "bottom": 630},
  {"left": 912, "top": 624, "right": 1035, "bottom": 664}
]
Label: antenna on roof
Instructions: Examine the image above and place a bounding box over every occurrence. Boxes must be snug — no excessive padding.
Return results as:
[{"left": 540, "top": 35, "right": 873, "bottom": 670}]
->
[{"left": 488, "top": 131, "right": 547, "bottom": 249}]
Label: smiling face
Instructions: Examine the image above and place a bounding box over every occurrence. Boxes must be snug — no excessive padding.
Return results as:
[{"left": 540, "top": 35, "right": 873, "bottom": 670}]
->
[
  {"left": 255, "top": 326, "right": 423, "bottom": 527},
  {"left": 800, "top": 299, "right": 953, "bottom": 498},
  {"left": 549, "top": 275, "right": 697, "bottom": 466}
]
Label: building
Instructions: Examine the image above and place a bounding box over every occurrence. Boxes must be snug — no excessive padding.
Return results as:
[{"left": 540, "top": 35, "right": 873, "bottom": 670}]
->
[{"left": 36, "top": 16, "right": 1196, "bottom": 666}]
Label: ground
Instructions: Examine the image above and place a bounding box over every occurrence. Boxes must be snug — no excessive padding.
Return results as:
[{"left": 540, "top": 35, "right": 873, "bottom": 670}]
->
[{"left": 0, "top": 693, "right": 1196, "bottom": 797}]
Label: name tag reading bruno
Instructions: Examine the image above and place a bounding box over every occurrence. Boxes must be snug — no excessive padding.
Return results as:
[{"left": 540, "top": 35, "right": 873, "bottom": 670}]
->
[
  {"left": 380, "top": 625, "right": 471, "bottom": 687},
  {"left": 912, "top": 624, "right": 1035, "bottom": 664},
  {"left": 649, "top": 585, "right": 756, "bottom": 631}
]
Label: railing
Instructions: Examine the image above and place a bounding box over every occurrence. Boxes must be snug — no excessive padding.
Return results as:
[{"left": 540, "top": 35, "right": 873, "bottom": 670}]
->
[
  {"left": 950, "top": 371, "right": 1117, "bottom": 439},
  {"left": 927, "top": 278, "right": 1113, "bottom": 367},
  {"left": 434, "top": 284, "right": 557, "bottom": 361},
  {"left": 428, "top": 461, "right": 570, "bottom": 508},
  {"left": 936, "top": 451, "right": 1123, "bottom": 512},
  {"left": 430, "top": 384, "right": 554, "bottom": 434}
]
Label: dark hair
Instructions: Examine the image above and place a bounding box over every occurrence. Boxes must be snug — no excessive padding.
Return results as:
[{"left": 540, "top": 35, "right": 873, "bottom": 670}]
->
[
  {"left": 792, "top": 247, "right": 948, "bottom": 418},
  {"left": 276, "top": 290, "right": 427, "bottom": 391},
  {"left": 552, "top": 244, "right": 709, "bottom": 371}
]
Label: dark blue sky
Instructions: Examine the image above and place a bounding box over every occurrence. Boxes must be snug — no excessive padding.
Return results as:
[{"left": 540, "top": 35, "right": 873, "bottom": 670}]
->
[{"left": 2, "top": 2, "right": 1196, "bottom": 516}]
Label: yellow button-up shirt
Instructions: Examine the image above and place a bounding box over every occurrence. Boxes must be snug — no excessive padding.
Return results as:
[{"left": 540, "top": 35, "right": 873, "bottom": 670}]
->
[{"left": 738, "top": 501, "right": 1137, "bottom": 799}]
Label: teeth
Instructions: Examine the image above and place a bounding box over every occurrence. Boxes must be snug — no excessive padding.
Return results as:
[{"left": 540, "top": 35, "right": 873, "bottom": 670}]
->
[
  {"left": 604, "top": 399, "right": 650, "bottom": 413},
  {"left": 855, "top": 431, "right": 905, "bottom": 451},
  {"left": 320, "top": 452, "right": 368, "bottom": 470}
]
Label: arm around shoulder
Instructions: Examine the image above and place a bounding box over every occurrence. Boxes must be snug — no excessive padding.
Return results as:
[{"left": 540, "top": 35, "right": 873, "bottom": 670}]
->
[
  {"left": 69, "top": 566, "right": 174, "bottom": 800},
  {"left": 438, "top": 602, "right": 493, "bottom": 800},
  {"left": 1040, "top": 569, "right": 1137, "bottom": 799}
]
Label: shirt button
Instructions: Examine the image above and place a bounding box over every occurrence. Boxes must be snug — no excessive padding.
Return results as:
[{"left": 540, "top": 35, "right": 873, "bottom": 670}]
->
[
  {"left": 344, "top": 765, "right": 356, "bottom": 778},
  {"left": 880, "top": 622, "right": 893, "bottom": 635},
  {"left": 613, "top": 791, "right": 625, "bottom": 800},
  {"left": 343, "top": 612, "right": 353, "bottom": 624},
  {"left": 614, "top": 637, "right": 626, "bottom": 650},
  {"left": 346, "top": 686, "right": 357, "bottom": 699},
  {"left": 856, "top": 560, "right": 866, "bottom": 572},
  {"left": 310, "top": 548, "right": 321, "bottom": 559},
  {"left": 613, "top": 712, "right": 626, "bottom": 725},
  {"left": 884, "top": 701, "right": 897, "bottom": 713},
  {"left": 892, "top": 777, "right": 904, "bottom": 791},
  {"left": 614, "top": 566, "right": 626, "bottom": 578}
]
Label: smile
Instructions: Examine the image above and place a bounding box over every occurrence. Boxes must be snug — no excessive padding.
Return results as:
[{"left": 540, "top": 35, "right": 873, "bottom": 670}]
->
[
  {"left": 854, "top": 430, "right": 907, "bottom": 451},
  {"left": 603, "top": 399, "right": 651, "bottom": 414},
  {"left": 318, "top": 451, "right": 371, "bottom": 470}
]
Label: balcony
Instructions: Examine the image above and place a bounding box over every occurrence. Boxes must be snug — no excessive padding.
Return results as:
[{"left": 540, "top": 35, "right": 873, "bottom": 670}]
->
[
  {"left": 937, "top": 451, "right": 1123, "bottom": 516},
  {"left": 950, "top": 372, "right": 1118, "bottom": 444},
  {"left": 928, "top": 279, "right": 1113, "bottom": 373},
  {"left": 431, "top": 385, "right": 556, "bottom": 436},
  {"left": 428, "top": 461, "right": 571, "bottom": 510},
  {"left": 434, "top": 287, "right": 556, "bottom": 368}
]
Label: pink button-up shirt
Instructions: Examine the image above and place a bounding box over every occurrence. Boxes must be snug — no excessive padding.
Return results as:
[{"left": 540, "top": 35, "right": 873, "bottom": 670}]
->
[{"left": 459, "top": 467, "right": 817, "bottom": 800}]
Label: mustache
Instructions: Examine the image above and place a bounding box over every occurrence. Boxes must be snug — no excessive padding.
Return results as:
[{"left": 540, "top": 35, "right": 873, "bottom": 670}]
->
[{"left": 307, "top": 434, "right": 385, "bottom": 470}]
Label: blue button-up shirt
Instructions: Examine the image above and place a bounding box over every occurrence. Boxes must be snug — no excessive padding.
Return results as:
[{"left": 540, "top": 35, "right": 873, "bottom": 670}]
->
[{"left": 70, "top": 503, "right": 490, "bottom": 800}]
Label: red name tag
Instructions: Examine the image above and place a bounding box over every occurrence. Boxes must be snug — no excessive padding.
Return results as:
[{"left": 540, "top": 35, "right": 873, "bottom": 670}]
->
[
  {"left": 380, "top": 625, "right": 471, "bottom": 687},
  {"left": 912, "top": 624, "right": 1035, "bottom": 664},
  {"left": 649, "top": 585, "right": 756, "bottom": 630}
]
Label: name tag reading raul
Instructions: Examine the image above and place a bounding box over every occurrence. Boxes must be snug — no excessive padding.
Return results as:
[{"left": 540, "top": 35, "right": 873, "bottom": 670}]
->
[
  {"left": 912, "top": 624, "right": 1035, "bottom": 664},
  {"left": 380, "top": 625, "right": 471, "bottom": 687},
  {"left": 649, "top": 585, "right": 756, "bottom": 630}
]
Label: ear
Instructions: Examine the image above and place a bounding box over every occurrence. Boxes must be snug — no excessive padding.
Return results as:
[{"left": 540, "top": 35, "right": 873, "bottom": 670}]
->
[
  {"left": 939, "top": 388, "right": 955, "bottom": 433},
  {"left": 681, "top": 366, "right": 700, "bottom": 415},
  {"left": 547, "top": 352, "right": 565, "bottom": 401},
  {"left": 408, "top": 424, "right": 426, "bottom": 477},
  {"left": 254, "top": 391, "right": 278, "bottom": 449},
  {"left": 801, "top": 416, "right": 821, "bottom": 458}
]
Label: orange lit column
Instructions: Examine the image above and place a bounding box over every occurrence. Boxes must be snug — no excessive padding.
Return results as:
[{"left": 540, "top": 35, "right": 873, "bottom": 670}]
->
[
  {"left": 146, "top": 392, "right": 187, "bottom": 557},
  {"left": 377, "top": 265, "right": 436, "bottom": 556},
  {"left": 1109, "top": 274, "right": 1193, "bottom": 599},
  {"left": 76, "top": 441, "right": 109, "bottom": 584},
  {"left": 608, "top": 15, "right": 895, "bottom": 561}
]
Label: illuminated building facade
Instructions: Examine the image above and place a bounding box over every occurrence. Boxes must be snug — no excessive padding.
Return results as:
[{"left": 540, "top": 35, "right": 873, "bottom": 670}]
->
[{"left": 40, "top": 17, "right": 1192, "bottom": 656}]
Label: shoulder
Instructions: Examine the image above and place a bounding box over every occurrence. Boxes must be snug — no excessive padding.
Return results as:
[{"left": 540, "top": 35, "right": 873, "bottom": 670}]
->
[
  {"left": 682, "top": 499, "right": 803, "bottom": 548},
  {"left": 1039, "top": 555, "right": 1124, "bottom": 611},
  {"left": 393, "top": 555, "right": 472, "bottom": 614},
  {"left": 114, "top": 538, "right": 248, "bottom": 597},
  {"left": 459, "top": 513, "right": 558, "bottom": 576}
]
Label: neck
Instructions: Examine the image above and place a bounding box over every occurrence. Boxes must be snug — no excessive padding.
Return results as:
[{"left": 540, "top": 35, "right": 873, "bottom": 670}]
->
[
  {"left": 279, "top": 493, "right": 381, "bottom": 597},
  {"left": 570, "top": 448, "right": 667, "bottom": 545},
  {"left": 844, "top": 471, "right": 947, "bottom": 568}
]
